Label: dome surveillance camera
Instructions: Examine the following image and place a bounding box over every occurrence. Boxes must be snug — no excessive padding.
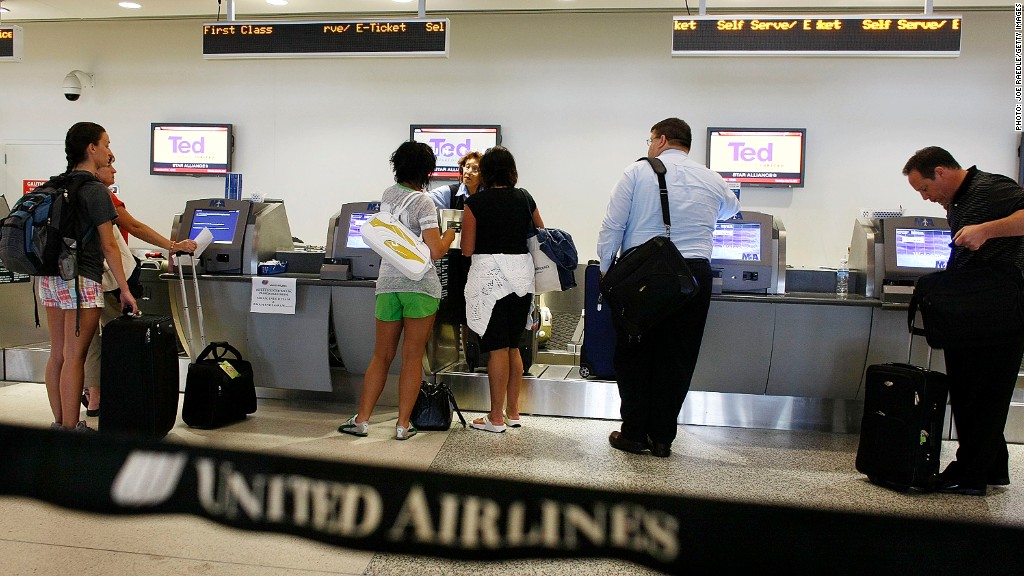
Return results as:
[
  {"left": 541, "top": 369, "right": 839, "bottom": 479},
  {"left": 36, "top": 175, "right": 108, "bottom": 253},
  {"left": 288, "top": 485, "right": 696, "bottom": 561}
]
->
[{"left": 62, "top": 70, "right": 92, "bottom": 102}]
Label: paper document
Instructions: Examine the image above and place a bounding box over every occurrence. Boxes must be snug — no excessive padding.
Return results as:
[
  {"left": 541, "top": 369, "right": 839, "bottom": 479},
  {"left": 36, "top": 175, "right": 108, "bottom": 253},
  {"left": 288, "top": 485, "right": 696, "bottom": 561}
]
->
[{"left": 193, "top": 227, "right": 214, "bottom": 257}]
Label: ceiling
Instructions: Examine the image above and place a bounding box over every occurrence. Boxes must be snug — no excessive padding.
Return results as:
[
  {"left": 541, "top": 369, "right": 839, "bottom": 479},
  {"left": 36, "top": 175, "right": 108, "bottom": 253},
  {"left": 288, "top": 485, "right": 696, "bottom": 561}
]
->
[{"left": 0, "top": 0, "right": 1005, "bottom": 22}]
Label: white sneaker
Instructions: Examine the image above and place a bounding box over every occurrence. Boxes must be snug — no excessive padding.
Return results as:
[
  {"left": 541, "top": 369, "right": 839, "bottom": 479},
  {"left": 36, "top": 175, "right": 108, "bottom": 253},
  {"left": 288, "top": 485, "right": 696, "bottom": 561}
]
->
[
  {"left": 396, "top": 424, "right": 418, "bottom": 440},
  {"left": 338, "top": 415, "right": 369, "bottom": 437}
]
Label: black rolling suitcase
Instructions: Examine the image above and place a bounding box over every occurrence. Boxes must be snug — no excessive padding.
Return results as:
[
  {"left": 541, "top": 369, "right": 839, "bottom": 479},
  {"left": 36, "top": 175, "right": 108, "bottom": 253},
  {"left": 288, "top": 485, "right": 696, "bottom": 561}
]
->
[
  {"left": 100, "top": 313, "right": 180, "bottom": 438},
  {"left": 176, "top": 254, "right": 257, "bottom": 429},
  {"left": 578, "top": 260, "right": 616, "bottom": 379},
  {"left": 855, "top": 332, "right": 948, "bottom": 492}
]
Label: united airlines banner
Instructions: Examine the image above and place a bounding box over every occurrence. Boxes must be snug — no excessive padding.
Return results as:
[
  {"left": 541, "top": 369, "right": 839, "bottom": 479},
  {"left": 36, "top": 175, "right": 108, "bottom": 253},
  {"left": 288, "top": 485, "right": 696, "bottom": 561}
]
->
[{"left": 0, "top": 424, "right": 1021, "bottom": 573}]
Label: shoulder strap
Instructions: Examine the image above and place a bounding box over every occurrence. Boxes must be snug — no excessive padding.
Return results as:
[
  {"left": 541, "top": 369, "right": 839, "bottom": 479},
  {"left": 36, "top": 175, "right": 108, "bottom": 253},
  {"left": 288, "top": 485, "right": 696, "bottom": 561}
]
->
[
  {"left": 638, "top": 157, "right": 671, "bottom": 235},
  {"left": 394, "top": 191, "right": 422, "bottom": 218}
]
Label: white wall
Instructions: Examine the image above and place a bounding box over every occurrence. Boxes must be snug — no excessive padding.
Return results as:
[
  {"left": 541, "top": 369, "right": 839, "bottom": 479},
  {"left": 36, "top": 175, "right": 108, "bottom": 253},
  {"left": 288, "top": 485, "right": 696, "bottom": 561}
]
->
[{"left": 0, "top": 10, "right": 1016, "bottom": 268}]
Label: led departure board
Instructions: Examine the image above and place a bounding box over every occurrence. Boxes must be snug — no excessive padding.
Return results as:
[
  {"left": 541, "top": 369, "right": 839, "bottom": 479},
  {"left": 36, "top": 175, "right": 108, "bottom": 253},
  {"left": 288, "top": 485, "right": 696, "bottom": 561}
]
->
[
  {"left": 202, "top": 19, "right": 449, "bottom": 59},
  {"left": 672, "top": 15, "right": 961, "bottom": 56},
  {"left": 0, "top": 26, "right": 23, "bottom": 62}
]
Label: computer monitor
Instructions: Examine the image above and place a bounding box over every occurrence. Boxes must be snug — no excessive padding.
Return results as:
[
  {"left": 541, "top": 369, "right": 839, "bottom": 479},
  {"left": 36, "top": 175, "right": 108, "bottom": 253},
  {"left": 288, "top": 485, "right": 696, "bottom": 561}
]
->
[
  {"left": 326, "top": 202, "right": 383, "bottom": 279},
  {"left": 881, "top": 216, "right": 951, "bottom": 282},
  {"left": 710, "top": 211, "right": 777, "bottom": 293},
  {"left": 150, "top": 123, "right": 233, "bottom": 176},
  {"left": 179, "top": 199, "right": 253, "bottom": 273},
  {"left": 410, "top": 124, "right": 501, "bottom": 179},
  {"left": 706, "top": 127, "right": 806, "bottom": 188}
]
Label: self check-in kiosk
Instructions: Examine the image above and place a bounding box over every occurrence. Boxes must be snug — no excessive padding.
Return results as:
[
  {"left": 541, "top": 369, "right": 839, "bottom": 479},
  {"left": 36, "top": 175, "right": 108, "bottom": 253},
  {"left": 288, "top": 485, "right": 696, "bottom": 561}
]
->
[
  {"left": 710, "top": 211, "right": 786, "bottom": 294},
  {"left": 174, "top": 198, "right": 293, "bottom": 274},
  {"left": 322, "top": 202, "right": 382, "bottom": 280},
  {"left": 848, "top": 216, "right": 950, "bottom": 302}
]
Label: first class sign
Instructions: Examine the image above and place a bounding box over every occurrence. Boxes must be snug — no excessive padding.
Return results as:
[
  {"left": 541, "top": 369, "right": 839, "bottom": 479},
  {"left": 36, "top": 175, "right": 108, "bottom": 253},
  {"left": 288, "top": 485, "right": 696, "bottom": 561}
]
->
[
  {"left": 202, "top": 19, "right": 449, "bottom": 58},
  {"left": 0, "top": 26, "right": 23, "bottom": 62},
  {"left": 672, "top": 15, "right": 962, "bottom": 56}
]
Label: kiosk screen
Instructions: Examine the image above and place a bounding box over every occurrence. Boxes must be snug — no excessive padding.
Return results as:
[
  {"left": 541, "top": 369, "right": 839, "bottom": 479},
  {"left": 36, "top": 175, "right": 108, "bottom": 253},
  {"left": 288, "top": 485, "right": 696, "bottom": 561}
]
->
[
  {"left": 894, "top": 228, "right": 951, "bottom": 269},
  {"left": 712, "top": 221, "right": 761, "bottom": 262},
  {"left": 345, "top": 212, "right": 375, "bottom": 249},
  {"left": 190, "top": 209, "right": 241, "bottom": 244}
]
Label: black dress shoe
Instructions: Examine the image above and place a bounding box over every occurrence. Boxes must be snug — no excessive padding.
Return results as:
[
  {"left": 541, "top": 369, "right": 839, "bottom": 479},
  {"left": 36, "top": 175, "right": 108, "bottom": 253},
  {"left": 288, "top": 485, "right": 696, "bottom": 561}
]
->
[
  {"left": 937, "top": 478, "right": 987, "bottom": 496},
  {"left": 608, "top": 431, "right": 648, "bottom": 454},
  {"left": 648, "top": 441, "right": 671, "bottom": 458},
  {"left": 988, "top": 474, "right": 1010, "bottom": 486}
]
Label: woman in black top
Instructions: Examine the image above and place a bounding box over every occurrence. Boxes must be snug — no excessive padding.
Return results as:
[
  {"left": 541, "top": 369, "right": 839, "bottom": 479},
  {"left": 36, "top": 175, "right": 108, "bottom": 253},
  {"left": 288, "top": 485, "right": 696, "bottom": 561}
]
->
[{"left": 461, "top": 147, "right": 544, "bottom": 433}]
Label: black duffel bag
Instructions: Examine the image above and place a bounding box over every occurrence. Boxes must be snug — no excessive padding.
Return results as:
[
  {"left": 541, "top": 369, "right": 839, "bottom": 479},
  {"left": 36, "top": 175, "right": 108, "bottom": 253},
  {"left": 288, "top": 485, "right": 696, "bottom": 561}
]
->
[
  {"left": 183, "top": 341, "right": 257, "bottom": 429},
  {"left": 410, "top": 380, "right": 466, "bottom": 431},
  {"left": 909, "top": 264, "right": 1024, "bottom": 349},
  {"left": 598, "top": 157, "right": 698, "bottom": 338}
]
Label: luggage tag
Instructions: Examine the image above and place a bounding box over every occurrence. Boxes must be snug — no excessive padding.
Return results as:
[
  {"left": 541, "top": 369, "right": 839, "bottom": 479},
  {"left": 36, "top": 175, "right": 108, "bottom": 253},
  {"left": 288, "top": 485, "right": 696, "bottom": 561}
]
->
[{"left": 219, "top": 360, "right": 240, "bottom": 379}]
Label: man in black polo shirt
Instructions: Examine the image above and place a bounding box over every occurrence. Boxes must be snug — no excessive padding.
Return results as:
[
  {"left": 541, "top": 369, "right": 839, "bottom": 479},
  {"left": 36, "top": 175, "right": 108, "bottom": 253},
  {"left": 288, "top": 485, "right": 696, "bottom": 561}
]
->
[{"left": 903, "top": 146, "right": 1024, "bottom": 496}]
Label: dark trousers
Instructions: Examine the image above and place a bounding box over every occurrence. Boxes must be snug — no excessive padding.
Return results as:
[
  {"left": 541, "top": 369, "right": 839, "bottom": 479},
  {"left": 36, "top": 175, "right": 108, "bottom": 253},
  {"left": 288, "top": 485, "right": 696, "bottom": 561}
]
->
[
  {"left": 943, "top": 336, "right": 1024, "bottom": 483},
  {"left": 613, "top": 259, "right": 712, "bottom": 445}
]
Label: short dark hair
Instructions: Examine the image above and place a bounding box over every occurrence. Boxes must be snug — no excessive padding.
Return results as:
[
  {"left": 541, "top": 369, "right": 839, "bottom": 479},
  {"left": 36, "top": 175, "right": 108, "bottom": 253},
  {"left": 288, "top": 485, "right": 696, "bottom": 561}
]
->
[
  {"left": 391, "top": 141, "right": 436, "bottom": 190},
  {"left": 480, "top": 146, "right": 518, "bottom": 188},
  {"left": 902, "top": 146, "right": 961, "bottom": 179},
  {"left": 651, "top": 118, "right": 692, "bottom": 150},
  {"left": 65, "top": 121, "right": 106, "bottom": 173}
]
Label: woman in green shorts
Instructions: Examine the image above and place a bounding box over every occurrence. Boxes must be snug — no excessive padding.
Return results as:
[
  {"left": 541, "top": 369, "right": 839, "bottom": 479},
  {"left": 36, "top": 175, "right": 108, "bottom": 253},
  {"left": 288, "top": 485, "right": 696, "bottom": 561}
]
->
[{"left": 339, "top": 142, "right": 456, "bottom": 440}]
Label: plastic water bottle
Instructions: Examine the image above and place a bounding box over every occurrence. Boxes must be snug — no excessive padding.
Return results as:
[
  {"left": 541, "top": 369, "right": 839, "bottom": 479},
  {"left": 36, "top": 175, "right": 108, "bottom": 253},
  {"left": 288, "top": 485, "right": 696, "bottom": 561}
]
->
[{"left": 836, "top": 258, "right": 849, "bottom": 299}]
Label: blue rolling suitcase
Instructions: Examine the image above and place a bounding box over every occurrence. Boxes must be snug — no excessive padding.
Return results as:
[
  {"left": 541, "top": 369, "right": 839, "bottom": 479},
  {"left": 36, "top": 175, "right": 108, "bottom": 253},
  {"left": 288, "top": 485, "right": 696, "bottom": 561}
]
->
[{"left": 578, "top": 260, "right": 616, "bottom": 380}]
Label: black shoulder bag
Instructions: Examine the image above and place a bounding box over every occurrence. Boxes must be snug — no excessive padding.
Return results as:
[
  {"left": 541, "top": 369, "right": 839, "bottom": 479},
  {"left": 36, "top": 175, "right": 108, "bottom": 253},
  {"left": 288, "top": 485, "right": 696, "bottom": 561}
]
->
[
  {"left": 598, "top": 157, "right": 699, "bottom": 338},
  {"left": 908, "top": 264, "right": 1024, "bottom": 349}
]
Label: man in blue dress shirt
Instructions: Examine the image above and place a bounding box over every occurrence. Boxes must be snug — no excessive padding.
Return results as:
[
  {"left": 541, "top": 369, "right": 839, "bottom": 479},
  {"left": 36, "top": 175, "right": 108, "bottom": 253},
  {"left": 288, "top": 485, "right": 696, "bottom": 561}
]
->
[{"left": 597, "top": 118, "right": 740, "bottom": 457}]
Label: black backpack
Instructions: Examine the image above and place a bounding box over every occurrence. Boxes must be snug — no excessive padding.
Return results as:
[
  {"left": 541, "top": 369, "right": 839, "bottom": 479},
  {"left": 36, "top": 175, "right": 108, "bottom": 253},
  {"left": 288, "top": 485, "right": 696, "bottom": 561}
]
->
[
  {"left": 0, "top": 172, "right": 99, "bottom": 331},
  {"left": 0, "top": 172, "right": 96, "bottom": 277}
]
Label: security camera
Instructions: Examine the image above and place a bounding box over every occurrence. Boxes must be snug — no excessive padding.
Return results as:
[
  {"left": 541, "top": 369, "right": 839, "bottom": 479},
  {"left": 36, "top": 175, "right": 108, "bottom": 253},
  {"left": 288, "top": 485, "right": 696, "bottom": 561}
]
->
[{"left": 63, "top": 70, "right": 93, "bottom": 102}]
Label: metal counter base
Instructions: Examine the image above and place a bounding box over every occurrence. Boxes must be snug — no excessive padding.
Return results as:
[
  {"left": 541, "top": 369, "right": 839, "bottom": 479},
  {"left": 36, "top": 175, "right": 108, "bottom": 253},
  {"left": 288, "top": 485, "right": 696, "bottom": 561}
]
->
[{"left": 435, "top": 363, "right": 1024, "bottom": 442}]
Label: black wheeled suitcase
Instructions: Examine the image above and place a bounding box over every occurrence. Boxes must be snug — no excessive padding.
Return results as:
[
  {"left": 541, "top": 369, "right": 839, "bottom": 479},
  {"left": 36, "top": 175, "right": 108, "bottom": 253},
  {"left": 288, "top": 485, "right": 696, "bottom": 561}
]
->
[
  {"left": 855, "top": 334, "right": 948, "bottom": 492},
  {"left": 578, "top": 260, "right": 616, "bottom": 380},
  {"left": 100, "top": 314, "right": 180, "bottom": 438},
  {"left": 176, "top": 254, "right": 257, "bottom": 429},
  {"left": 464, "top": 310, "right": 536, "bottom": 374}
]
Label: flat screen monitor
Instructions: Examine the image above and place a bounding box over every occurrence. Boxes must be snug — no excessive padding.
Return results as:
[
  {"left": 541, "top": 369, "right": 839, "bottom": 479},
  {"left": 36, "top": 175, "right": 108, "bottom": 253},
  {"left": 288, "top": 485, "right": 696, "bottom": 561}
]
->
[
  {"left": 706, "top": 128, "right": 806, "bottom": 187},
  {"left": 893, "top": 227, "right": 951, "bottom": 269},
  {"left": 712, "top": 221, "right": 762, "bottom": 262},
  {"left": 881, "top": 216, "right": 950, "bottom": 281},
  {"left": 410, "top": 125, "right": 501, "bottom": 179},
  {"left": 178, "top": 199, "right": 252, "bottom": 273},
  {"left": 151, "top": 123, "right": 233, "bottom": 176},
  {"left": 345, "top": 212, "right": 376, "bottom": 249},
  {"left": 326, "top": 202, "right": 382, "bottom": 279},
  {"left": 189, "top": 209, "right": 241, "bottom": 244}
]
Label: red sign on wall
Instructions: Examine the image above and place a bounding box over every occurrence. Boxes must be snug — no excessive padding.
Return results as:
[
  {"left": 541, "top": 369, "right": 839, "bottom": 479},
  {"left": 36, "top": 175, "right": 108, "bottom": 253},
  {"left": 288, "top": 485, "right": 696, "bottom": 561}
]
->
[{"left": 23, "top": 180, "right": 47, "bottom": 195}]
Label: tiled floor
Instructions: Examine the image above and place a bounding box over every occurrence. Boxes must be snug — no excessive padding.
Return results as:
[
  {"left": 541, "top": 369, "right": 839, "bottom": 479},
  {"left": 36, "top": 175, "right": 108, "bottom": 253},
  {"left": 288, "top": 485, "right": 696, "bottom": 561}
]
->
[{"left": 1, "top": 380, "right": 1022, "bottom": 575}]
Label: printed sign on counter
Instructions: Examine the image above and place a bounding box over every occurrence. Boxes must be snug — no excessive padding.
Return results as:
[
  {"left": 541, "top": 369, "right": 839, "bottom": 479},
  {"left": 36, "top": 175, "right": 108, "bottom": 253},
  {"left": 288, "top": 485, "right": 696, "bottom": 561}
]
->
[
  {"left": 250, "top": 276, "right": 296, "bottom": 314},
  {"left": 23, "top": 180, "right": 47, "bottom": 195}
]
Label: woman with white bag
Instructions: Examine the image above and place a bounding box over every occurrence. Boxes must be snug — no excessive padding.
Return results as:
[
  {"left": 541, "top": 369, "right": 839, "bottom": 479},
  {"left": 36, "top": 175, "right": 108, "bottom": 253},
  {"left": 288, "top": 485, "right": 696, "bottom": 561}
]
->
[
  {"left": 461, "top": 147, "right": 545, "bottom": 433},
  {"left": 338, "top": 141, "right": 456, "bottom": 441}
]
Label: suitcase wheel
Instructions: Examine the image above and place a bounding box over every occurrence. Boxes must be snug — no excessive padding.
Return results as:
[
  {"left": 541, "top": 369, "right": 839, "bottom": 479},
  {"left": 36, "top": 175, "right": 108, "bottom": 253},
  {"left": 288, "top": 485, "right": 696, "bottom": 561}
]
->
[{"left": 579, "top": 364, "right": 592, "bottom": 379}]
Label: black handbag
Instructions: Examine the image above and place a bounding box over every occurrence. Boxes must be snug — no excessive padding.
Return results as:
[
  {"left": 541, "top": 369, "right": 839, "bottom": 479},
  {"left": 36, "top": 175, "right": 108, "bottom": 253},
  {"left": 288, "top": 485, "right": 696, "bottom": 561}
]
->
[
  {"left": 182, "top": 341, "right": 257, "bottom": 429},
  {"left": 599, "top": 157, "right": 698, "bottom": 337},
  {"left": 909, "top": 264, "right": 1024, "bottom": 349},
  {"left": 410, "top": 380, "right": 466, "bottom": 431}
]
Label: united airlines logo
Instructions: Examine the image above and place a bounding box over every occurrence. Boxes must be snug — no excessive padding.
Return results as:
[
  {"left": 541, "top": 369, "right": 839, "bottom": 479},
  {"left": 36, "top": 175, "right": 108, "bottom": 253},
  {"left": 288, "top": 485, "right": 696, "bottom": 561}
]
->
[{"left": 111, "top": 451, "right": 189, "bottom": 507}]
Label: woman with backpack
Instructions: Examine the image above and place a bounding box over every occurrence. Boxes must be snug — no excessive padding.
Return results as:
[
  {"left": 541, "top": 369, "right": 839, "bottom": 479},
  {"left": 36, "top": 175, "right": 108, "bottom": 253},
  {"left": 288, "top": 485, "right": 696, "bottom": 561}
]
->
[
  {"left": 41, "top": 122, "right": 137, "bottom": 432},
  {"left": 337, "top": 141, "right": 456, "bottom": 440}
]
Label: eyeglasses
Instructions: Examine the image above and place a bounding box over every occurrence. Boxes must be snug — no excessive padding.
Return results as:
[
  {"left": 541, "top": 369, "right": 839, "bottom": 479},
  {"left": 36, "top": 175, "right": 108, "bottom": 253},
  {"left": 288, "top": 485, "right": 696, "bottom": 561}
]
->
[{"left": 646, "top": 135, "right": 661, "bottom": 146}]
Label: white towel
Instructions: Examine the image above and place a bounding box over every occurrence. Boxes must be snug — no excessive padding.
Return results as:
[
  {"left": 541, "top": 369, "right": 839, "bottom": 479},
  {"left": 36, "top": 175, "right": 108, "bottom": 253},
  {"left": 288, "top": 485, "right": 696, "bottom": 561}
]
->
[{"left": 464, "top": 253, "right": 534, "bottom": 336}]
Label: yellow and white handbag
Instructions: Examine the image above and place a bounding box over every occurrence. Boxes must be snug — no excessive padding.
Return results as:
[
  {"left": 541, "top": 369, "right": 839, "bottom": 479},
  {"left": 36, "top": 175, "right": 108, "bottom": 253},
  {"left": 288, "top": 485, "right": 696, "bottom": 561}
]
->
[{"left": 359, "top": 192, "right": 433, "bottom": 281}]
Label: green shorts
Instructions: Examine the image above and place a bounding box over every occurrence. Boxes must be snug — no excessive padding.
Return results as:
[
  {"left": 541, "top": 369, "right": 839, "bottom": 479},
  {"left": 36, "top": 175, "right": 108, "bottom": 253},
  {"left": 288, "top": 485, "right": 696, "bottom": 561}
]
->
[{"left": 375, "top": 292, "right": 440, "bottom": 321}]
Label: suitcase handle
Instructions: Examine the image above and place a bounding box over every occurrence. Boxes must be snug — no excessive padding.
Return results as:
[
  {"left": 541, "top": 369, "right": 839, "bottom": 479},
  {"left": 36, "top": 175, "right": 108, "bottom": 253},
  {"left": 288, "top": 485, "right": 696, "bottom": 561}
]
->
[{"left": 196, "top": 341, "right": 244, "bottom": 363}]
